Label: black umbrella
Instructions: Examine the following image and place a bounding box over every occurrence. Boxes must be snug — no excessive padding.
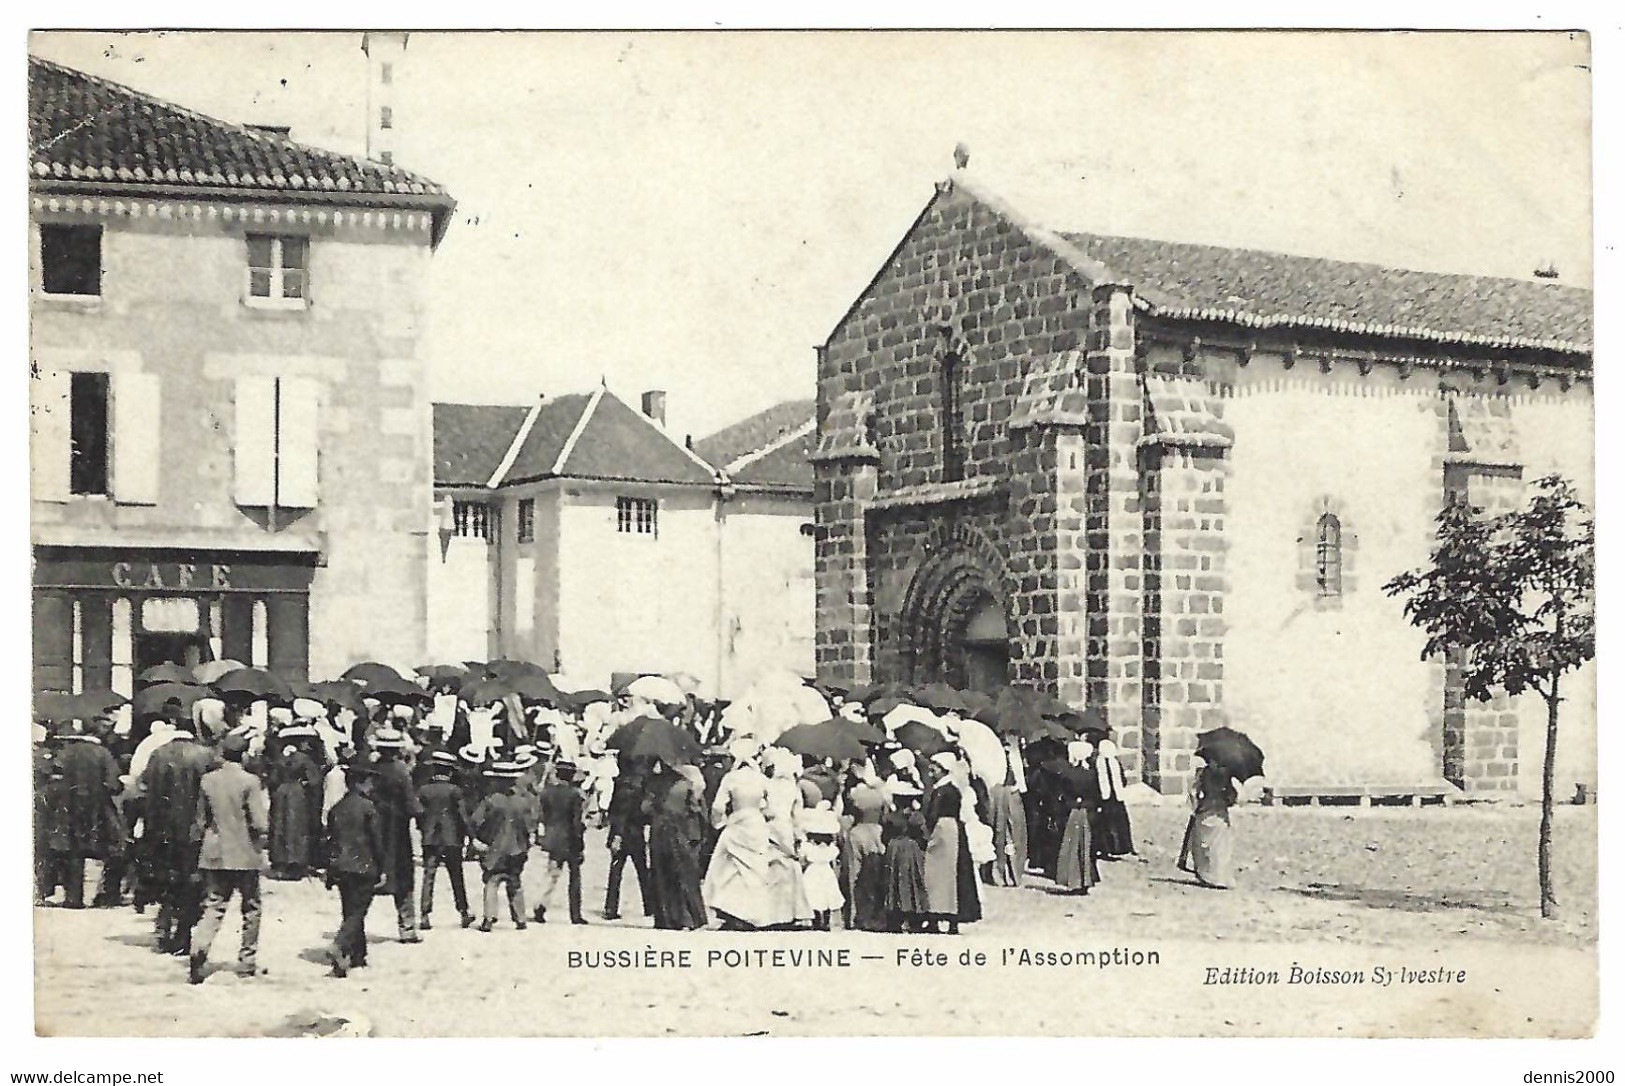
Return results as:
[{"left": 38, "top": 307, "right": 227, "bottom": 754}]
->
[
  {"left": 893, "top": 721, "right": 953, "bottom": 759},
  {"left": 364, "top": 673, "right": 433, "bottom": 706},
  {"left": 36, "top": 690, "right": 125, "bottom": 723},
  {"left": 774, "top": 722, "right": 867, "bottom": 763},
  {"left": 564, "top": 689, "right": 611, "bottom": 712},
  {"left": 138, "top": 662, "right": 196, "bottom": 686},
  {"left": 133, "top": 681, "right": 208, "bottom": 717},
  {"left": 310, "top": 679, "right": 368, "bottom": 717},
  {"left": 506, "top": 671, "right": 560, "bottom": 705},
  {"left": 416, "top": 664, "right": 468, "bottom": 692},
  {"left": 829, "top": 715, "right": 888, "bottom": 746},
  {"left": 631, "top": 718, "right": 702, "bottom": 768},
  {"left": 604, "top": 715, "right": 656, "bottom": 752},
  {"left": 342, "top": 661, "right": 405, "bottom": 688},
  {"left": 1196, "top": 727, "right": 1266, "bottom": 782},
  {"left": 915, "top": 682, "right": 967, "bottom": 715},
  {"left": 212, "top": 667, "right": 293, "bottom": 704},
  {"left": 460, "top": 675, "right": 515, "bottom": 707}
]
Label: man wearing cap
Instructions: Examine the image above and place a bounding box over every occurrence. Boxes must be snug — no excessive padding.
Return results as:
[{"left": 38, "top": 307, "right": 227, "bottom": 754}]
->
[
  {"left": 418, "top": 752, "right": 476, "bottom": 930},
  {"left": 325, "top": 762, "right": 384, "bottom": 977},
  {"left": 371, "top": 726, "right": 425, "bottom": 944},
  {"left": 532, "top": 760, "right": 587, "bottom": 925},
  {"left": 187, "top": 731, "right": 269, "bottom": 984}
]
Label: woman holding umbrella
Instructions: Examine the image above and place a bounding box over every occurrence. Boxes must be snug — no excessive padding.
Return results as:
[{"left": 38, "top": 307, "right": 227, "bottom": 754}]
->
[{"left": 1180, "top": 756, "right": 1239, "bottom": 889}]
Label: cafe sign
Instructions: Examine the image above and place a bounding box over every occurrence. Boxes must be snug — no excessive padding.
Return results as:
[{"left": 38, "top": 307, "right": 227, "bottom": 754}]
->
[{"left": 32, "top": 548, "right": 317, "bottom": 595}]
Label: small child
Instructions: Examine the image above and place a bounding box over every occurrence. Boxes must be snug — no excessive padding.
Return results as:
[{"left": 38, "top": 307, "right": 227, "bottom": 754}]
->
[
  {"left": 469, "top": 761, "right": 533, "bottom": 932},
  {"left": 799, "top": 803, "right": 844, "bottom": 931}
]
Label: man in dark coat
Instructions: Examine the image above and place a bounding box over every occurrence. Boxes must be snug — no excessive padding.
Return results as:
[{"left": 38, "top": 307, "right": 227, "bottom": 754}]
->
[
  {"left": 469, "top": 764, "right": 533, "bottom": 931},
  {"left": 370, "top": 731, "right": 424, "bottom": 944},
  {"left": 417, "top": 753, "right": 475, "bottom": 930},
  {"left": 139, "top": 721, "right": 216, "bottom": 954},
  {"left": 40, "top": 725, "right": 123, "bottom": 909},
  {"left": 531, "top": 761, "right": 587, "bottom": 924},
  {"left": 188, "top": 732, "right": 269, "bottom": 984},
  {"left": 602, "top": 752, "right": 654, "bottom": 920},
  {"left": 325, "top": 764, "right": 384, "bottom": 977}
]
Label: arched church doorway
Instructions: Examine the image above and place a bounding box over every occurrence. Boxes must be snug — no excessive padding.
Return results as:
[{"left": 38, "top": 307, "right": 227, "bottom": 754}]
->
[
  {"left": 898, "top": 540, "right": 1013, "bottom": 691},
  {"left": 957, "top": 595, "right": 1010, "bottom": 692}
]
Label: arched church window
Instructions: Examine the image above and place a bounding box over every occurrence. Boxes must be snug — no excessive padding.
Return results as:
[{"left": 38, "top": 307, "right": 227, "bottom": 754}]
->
[
  {"left": 1315, "top": 513, "right": 1343, "bottom": 597},
  {"left": 942, "top": 354, "right": 966, "bottom": 482}
]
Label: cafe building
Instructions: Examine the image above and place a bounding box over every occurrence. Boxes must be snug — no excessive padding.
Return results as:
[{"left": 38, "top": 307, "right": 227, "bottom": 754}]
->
[{"left": 28, "top": 53, "right": 454, "bottom": 697}]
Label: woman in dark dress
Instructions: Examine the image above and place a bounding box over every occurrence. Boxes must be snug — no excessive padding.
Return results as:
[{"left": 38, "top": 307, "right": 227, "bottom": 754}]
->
[
  {"left": 881, "top": 785, "right": 929, "bottom": 933},
  {"left": 1090, "top": 739, "right": 1136, "bottom": 859},
  {"left": 269, "top": 740, "right": 322, "bottom": 879},
  {"left": 646, "top": 763, "right": 709, "bottom": 930},
  {"left": 844, "top": 771, "right": 889, "bottom": 931},
  {"left": 1055, "top": 742, "right": 1101, "bottom": 894}
]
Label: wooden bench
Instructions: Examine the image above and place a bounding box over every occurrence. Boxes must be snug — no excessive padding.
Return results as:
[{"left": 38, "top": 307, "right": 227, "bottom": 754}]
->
[{"left": 1261, "top": 782, "right": 1461, "bottom": 808}]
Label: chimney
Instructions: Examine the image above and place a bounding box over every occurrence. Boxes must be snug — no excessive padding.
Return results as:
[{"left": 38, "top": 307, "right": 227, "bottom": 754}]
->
[
  {"left": 362, "top": 31, "right": 409, "bottom": 166},
  {"left": 641, "top": 390, "right": 667, "bottom": 428}
]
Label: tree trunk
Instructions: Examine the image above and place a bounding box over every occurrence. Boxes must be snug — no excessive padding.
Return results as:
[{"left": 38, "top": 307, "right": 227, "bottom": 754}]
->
[{"left": 1538, "top": 674, "right": 1560, "bottom": 920}]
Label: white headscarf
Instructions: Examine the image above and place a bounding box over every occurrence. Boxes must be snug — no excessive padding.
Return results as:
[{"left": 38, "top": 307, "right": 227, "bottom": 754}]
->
[{"left": 1096, "top": 739, "right": 1127, "bottom": 801}]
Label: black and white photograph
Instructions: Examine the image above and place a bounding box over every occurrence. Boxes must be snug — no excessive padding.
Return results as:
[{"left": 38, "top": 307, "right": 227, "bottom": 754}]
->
[{"left": 20, "top": 26, "right": 1602, "bottom": 1048}]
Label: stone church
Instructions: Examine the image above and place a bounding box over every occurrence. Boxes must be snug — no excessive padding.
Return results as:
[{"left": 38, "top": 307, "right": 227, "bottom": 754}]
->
[{"left": 812, "top": 170, "right": 1593, "bottom": 799}]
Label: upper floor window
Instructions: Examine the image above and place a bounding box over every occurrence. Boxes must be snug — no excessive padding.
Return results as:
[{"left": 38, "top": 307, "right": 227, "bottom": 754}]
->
[
  {"left": 452, "top": 500, "right": 495, "bottom": 542},
  {"left": 617, "top": 496, "right": 658, "bottom": 537},
  {"left": 41, "top": 224, "right": 102, "bottom": 297},
  {"left": 379, "top": 105, "right": 394, "bottom": 130},
  {"left": 517, "top": 497, "right": 536, "bottom": 543},
  {"left": 1315, "top": 513, "right": 1342, "bottom": 597},
  {"left": 379, "top": 62, "right": 393, "bottom": 85},
  {"left": 941, "top": 354, "right": 966, "bottom": 482},
  {"left": 245, "top": 234, "right": 308, "bottom": 307},
  {"left": 69, "top": 372, "right": 110, "bottom": 496}
]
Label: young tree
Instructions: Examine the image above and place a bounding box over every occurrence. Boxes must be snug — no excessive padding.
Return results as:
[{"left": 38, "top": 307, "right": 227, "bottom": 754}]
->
[{"left": 1385, "top": 474, "right": 1594, "bottom": 920}]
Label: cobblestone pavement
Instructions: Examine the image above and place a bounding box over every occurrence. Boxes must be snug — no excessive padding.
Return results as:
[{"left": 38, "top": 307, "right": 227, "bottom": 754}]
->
[{"left": 33, "top": 805, "right": 1596, "bottom": 1038}]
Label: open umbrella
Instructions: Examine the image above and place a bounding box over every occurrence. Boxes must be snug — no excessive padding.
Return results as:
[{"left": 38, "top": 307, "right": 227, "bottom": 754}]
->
[
  {"left": 415, "top": 664, "right": 468, "bottom": 691},
  {"left": 212, "top": 667, "right": 294, "bottom": 704},
  {"left": 893, "top": 720, "right": 953, "bottom": 759},
  {"left": 506, "top": 671, "right": 561, "bottom": 705},
  {"left": 460, "top": 674, "right": 515, "bottom": 708},
  {"left": 774, "top": 722, "right": 868, "bottom": 763},
  {"left": 342, "top": 661, "right": 405, "bottom": 688},
  {"left": 954, "top": 717, "right": 1009, "bottom": 785},
  {"left": 627, "top": 674, "right": 685, "bottom": 706},
  {"left": 310, "top": 679, "right": 368, "bottom": 717},
  {"left": 138, "top": 662, "right": 196, "bottom": 686},
  {"left": 958, "top": 689, "right": 997, "bottom": 719},
  {"left": 1197, "top": 727, "right": 1266, "bottom": 782},
  {"left": 829, "top": 715, "right": 888, "bottom": 746},
  {"left": 668, "top": 671, "right": 704, "bottom": 696},
  {"left": 845, "top": 682, "right": 903, "bottom": 706},
  {"left": 564, "top": 689, "right": 611, "bottom": 712},
  {"left": 915, "top": 682, "right": 967, "bottom": 715},
  {"left": 36, "top": 690, "right": 125, "bottom": 723},
  {"left": 193, "top": 658, "right": 246, "bottom": 684},
  {"left": 133, "top": 681, "right": 208, "bottom": 717},
  {"left": 630, "top": 718, "right": 702, "bottom": 768},
  {"left": 604, "top": 714, "right": 656, "bottom": 752},
  {"left": 364, "top": 673, "right": 433, "bottom": 706}
]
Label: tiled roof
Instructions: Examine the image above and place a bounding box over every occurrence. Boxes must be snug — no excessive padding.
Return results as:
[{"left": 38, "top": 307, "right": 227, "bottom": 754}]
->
[
  {"left": 502, "top": 394, "right": 595, "bottom": 484},
  {"left": 732, "top": 429, "right": 814, "bottom": 491},
  {"left": 497, "top": 389, "right": 717, "bottom": 488},
  {"left": 432, "top": 404, "right": 531, "bottom": 488},
  {"left": 556, "top": 391, "right": 717, "bottom": 486},
  {"left": 694, "top": 399, "right": 814, "bottom": 472},
  {"left": 28, "top": 57, "right": 451, "bottom": 209},
  {"left": 1058, "top": 231, "right": 1592, "bottom": 355}
]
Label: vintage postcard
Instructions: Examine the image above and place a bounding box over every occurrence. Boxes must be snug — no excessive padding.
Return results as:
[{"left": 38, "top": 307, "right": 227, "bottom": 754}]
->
[{"left": 25, "top": 28, "right": 1596, "bottom": 1041}]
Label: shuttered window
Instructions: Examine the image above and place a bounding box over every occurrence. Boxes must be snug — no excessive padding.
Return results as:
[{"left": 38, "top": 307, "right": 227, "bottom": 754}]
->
[
  {"left": 30, "top": 369, "right": 72, "bottom": 502},
  {"left": 111, "top": 371, "right": 161, "bottom": 505},
  {"left": 234, "top": 376, "right": 320, "bottom": 509}
]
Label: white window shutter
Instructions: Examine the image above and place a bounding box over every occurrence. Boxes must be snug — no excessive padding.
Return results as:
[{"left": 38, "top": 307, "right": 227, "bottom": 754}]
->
[
  {"left": 234, "top": 375, "right": 277, "bottom": 506},
  {"left": 111, "top": 371, "right": 162, "bottom": 505},
  {"left": 276, "top": 376, "right": 320, "bottom": 508},
  {"left": 30, "top": 368, "right": 72, "bottom": 502}
]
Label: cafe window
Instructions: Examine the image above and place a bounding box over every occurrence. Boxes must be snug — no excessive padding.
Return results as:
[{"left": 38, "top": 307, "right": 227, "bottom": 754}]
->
[
  {"left": 617, "top": 496, "right": 658, "bottom": 536},
  {"left": 453, "top": 500, "right": 494, "bottom": 541},
  {"left": 40, "top": 224, "right": 103, "bottom": 297},
  {"left": 245, "top": 234, "right": 309, "bottom": 306},
  {"left": 69, "top": 372, "right": 111, "bottom": 496},
  {"left": 517, "top": 497, "right": 536, "bottom": 543}
]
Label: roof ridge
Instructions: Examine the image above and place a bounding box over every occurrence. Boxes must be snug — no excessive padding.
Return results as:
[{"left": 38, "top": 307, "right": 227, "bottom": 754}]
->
[
  {"left": 487, "top": 401, "right": 544, "bottom": 488},
  {"left": 726, "top": 417, "right": 817, "bottom": 475},
  {"left": 1060, "top": 227, "right": 1594, "bottom": 297},
  {"left": 591, "top": 387, "right": 723, "bottom": 482},
  {"left": 551, "top": 387, "right": 604, "bottom": 476}
]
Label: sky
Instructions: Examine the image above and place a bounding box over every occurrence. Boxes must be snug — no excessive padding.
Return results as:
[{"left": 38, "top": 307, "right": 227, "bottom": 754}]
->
[{"left": 28, "top": 30, "right": 1593, "bottom": 443}]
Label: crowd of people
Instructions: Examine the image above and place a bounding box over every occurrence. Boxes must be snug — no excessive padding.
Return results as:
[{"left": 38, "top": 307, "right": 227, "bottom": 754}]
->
[{"left": 34, "top": 660, "right": 1249, "bottom": 985}]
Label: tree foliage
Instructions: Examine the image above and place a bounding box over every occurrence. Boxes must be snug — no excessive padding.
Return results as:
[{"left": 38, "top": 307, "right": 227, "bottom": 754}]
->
[{"left": 1385, "top": 474, "right": 1594, "bottom": 702}]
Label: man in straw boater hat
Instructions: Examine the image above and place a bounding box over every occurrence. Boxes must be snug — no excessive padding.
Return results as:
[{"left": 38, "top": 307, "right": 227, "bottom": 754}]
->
[
  {"left": 324, "top": 760, "right": 383, "bottom": 978},
  {"left": 469, "top": 756, "right": 535, "bottom": 932},
  {"left": 370, "top": 719, "right": 425, "bottom": 945},
  {"left": 187, "top": 730, "right": 269, "bottom": 984},
  {"left": 417, "top": 750, "right": 476, "bottom": 930}
]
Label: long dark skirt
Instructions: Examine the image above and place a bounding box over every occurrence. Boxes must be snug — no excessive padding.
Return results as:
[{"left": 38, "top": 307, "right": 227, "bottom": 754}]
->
[
  {"left": 1092, "top": 799, "right": 1135, "bottom": 858},
  {"left": 883, "top": 838, "right": 928, "bottom": 916},
  {"left": 648, "top": 821, "right": 708, "bottom": 931},
  {"left": 269, "top": 781, "right": 318, "bottom": 871},
  {"left": 1056, "top": 805, "right": 1098, "bottom": 892}
]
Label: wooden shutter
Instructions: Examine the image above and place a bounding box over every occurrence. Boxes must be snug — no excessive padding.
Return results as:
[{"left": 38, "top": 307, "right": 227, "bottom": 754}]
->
[
  {"left": 111, "top": 371, "right": 161, "bottom": 505},
  {"left": 275, "top": 376, "right": 320, "bottom": 508},
  {"left": 29, "top": 368, "right": 72, "bottom": 502},
  {"left": 234, "top": 376, "right": 277, "bottom": 506}
]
